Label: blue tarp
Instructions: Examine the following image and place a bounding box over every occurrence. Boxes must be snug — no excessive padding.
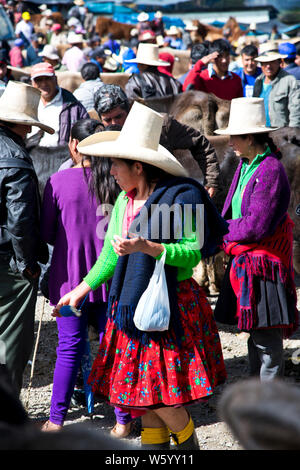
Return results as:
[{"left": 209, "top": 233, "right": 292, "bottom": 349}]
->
[
  {"left": 0, "top": 5, "right": 15, "bottom": 40},
  {"left": 113, "top": 12, "right": 186, "bottom": 28},
  {"left": 85, "top": 2, "right": 135, "bottom": 14}
]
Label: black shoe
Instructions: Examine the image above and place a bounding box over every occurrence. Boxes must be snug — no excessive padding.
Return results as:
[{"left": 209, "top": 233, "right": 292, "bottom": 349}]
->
[{"left": 141, "top": 442, "right": 170, "bottom": 450}]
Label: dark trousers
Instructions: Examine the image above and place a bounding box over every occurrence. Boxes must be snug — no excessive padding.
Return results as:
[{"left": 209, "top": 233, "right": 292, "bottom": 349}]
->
[
  {"left": 0, "top": 259, "right": 38, "bottom": 395},
  {"left": 248, "top": 328, "right": 284, "bottom": 381}
]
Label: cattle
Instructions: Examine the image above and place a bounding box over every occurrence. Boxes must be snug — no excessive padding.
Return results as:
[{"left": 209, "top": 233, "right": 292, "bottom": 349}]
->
[
  {"left": 95, "top": 17, "right": 135, "bottom": 41},
  {"left": 31, "top": 12, "right": 65, "bottom": 29},
  {"left": 55, "top": 71, "right": 131, "bottom": 94},
  {"left": 219, "top": 378, "right": 300, "bottom": 450},
  {"left": 169, "top": 90, "right": 231, "bottom": 136}
]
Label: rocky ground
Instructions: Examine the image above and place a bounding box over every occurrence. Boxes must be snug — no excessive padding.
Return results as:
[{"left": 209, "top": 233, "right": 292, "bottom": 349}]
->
[{"left": 20, "top": 275, "right": 300, "bottom": 451}]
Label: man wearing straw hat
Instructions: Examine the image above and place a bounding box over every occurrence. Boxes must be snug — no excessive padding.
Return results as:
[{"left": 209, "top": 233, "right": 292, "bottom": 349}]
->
[
  {"left": 125, "top": 43, "right": 182, "bottom": 100},
  {"left": 0, "top": 81, "right": 54, "bottom": 395},
  {"left": 253, "top": 48, "right": 300, "bottom": 128}
]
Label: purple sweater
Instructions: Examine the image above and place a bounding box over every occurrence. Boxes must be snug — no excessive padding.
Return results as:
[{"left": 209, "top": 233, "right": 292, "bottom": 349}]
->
[
  {"left": 41, "top": 168, "right": 107, "bottom": 306},
  {"left": 222, "top": 154, "right": 290, "bottom": 243}
]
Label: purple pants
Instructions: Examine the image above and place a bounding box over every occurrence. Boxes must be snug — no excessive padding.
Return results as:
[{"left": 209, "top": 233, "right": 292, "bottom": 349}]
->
[{"left": 50, "top": 301, "right": 107, "bottom": 425}]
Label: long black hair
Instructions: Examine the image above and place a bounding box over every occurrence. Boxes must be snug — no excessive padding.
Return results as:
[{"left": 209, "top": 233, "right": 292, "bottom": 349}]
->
[
  {"left": 71, "top": 119, "right": 121, "bottom": 205},
  {"left": 240, "top": 132, "right": 282, "bottom": 160}
]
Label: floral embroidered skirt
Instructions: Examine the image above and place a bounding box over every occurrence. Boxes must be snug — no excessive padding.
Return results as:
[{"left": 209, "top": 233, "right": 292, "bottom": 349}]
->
[{"left": 88, "top": 278, "right": 227, "bottom": 410}]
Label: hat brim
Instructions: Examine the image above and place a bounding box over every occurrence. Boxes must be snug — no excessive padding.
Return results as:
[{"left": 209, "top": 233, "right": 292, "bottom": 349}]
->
[
  {"left": 214, "top": 126, "right": 278, "bottom": 135},
  {"left": 0, "top": 111, "right": 54, "bottom": 134},
  {"left": 78, "top": 131, "right": 188, "bottom": 177},
  {"left": 38, "top": 52, "right": 60, "bottom": 60},
  {"left": 31, "top": 72, "right": 55, "bottom": 80},
  {"left": 125, "top": 58, "right": 170, "bottom": 66},
  {"left": 255, "top": 53, "right": 287, "bottom": 62}
]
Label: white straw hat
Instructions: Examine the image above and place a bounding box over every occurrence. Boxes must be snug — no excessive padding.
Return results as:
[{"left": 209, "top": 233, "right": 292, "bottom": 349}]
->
[
  {"left": 125, "top": 43, "right": 170, "bottom": 66},
  {"left": 214, "top": 98, "right": 278, "bottom": 135},
  {"left": 137, "top": 12, "right": 149, "bottom": 22},
  {"left": 255, "top": 50, "right": 287, "bottom": 62},
  {"left": 0, "top": 81, "right": 54, "bottom": 134},
  {"left": 67, "top": 32, "right": 84, "bottom": 44},
  {"left": 38, "top": 44, "right": 60, "bottom": 60},
  {"left": 77, "top": 101, "right": 188, "bottom": 177}
]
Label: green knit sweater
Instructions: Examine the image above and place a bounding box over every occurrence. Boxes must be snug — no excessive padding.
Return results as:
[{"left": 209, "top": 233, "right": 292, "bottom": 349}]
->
[{"left": 84, "top": 191, "right": 201, "bottom": 291}]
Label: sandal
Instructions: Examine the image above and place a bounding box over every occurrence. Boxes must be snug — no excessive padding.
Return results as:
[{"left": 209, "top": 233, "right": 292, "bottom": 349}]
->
[
  {"left": 41, "top": 420, "right": 63, "bottom": 432},
  {"left": 110, "top": 421, "right": 133, "bottom": 439}
]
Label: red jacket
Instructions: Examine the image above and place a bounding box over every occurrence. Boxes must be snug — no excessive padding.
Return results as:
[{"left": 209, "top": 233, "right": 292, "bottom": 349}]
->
[{"left": 183, "top": 60, "right": 243, "bottom": 100}]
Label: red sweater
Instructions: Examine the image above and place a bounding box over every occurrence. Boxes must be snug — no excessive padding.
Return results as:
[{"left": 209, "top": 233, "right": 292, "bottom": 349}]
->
[{"left": 183, "top": 60, "right": 243, "bottom": 101}]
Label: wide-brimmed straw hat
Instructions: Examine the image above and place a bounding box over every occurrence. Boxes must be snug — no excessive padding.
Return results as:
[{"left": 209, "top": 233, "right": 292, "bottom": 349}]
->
[
  {"left": 67, "top": 32, "right": 84, "bottom": 44},
  {"left": 255, "top": 51, "right": 287, "bottom": 62},
  {"left": 77, "top": 101, "right": 188, "bottom": 177},
  {"left": 125, "top": 43, "right": 170, "bottom": 66},
  {"left": 38, "top": 44, "right": 60, "bottom": 60},
  {"left": 255, "top": 43, "right": 287, "bottom": 62},
  {"left": 0, "top": 81, "right": 54, "bottom": 134},
  {"left": 137, "top": 12, "right": 149, "bottom": 22},
  {"left": 214, "top": 98, "right": 278, "bottom": 135}
]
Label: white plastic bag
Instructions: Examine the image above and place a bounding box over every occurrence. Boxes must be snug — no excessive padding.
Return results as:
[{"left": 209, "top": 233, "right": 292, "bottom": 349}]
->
[{"left": 133, "top": 250, "right": 170, "bottom": 332}]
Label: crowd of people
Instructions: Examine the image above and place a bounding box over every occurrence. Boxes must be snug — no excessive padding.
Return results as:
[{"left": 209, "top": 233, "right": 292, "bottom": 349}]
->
[{"left": 0, "top": 0, "right": 299, "bottom": 451}]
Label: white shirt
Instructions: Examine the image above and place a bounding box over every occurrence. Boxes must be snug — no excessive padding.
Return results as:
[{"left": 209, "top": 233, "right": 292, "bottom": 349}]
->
[
  {"left": 15, "top": 20, "right": 34, "bottom": 41},
  {"left": 28, "top": 87, "right": 63, "bottom": 147},
  {"left": 62, "top": 46, "right": 87, "bottom": 72}
]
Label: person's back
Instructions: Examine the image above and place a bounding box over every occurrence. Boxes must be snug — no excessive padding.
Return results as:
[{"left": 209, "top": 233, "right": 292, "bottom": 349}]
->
[
  {"left": 73, "top": 62, "right": 104, "bottom": 111},
  {"left": 124, "top": 43, "right": 182, "bottom": 100},
  {"left": 126, "top": 66, "right": 182, "bottom": 100},
  {"left": 41, "top": 167, "right": 105, "bottom": 305}
]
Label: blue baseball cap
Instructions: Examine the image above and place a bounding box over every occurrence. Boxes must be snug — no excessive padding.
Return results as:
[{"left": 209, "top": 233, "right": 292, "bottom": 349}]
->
[
  {"left": 14, "top": 38, "right": 24, "bottom": 47},
  {"left": 278, "top": 42, "right": 296, "bottom": 59}
]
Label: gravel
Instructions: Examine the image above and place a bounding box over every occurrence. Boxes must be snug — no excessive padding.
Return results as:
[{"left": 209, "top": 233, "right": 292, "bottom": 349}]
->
[{"left": 20, "top": 276, "right": 300, "bottom": 451}]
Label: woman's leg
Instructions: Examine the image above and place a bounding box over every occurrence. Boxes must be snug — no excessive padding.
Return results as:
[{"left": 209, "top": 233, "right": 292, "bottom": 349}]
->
[
  {"left": 154, "top": 406, "right": 199, "bottom": 450},
  {"left": 141, "top": 410, "right": 170, "bottom": 449},
  {"left": 141, "top": 407, "right": 199, "bottom": 450},
  {"left": 248, "top": 329, "right": 284, "bottom": 381},
  {"left": 47, "top": 312, "right": 88, "bottom": 427},
  {"left": 111, "top": 407, "right": 133, "bottom": 438}
]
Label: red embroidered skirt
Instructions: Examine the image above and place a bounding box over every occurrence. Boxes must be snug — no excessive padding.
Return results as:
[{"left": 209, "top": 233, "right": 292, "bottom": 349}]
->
[{"left": 88, "top": 278, "right": 227, "bottom": 409}]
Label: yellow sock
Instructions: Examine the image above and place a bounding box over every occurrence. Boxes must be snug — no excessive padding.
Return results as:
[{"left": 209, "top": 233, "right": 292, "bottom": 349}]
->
[
  {"left": 169, "top": 416, "right": 194, "bottom": 445},
  {"left": 141, "top": 426, "right": 170, "bottom": 445}
]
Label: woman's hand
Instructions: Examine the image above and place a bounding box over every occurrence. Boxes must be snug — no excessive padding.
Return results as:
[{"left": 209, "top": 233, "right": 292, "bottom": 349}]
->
[
  {"left": 111, "top": 234, "right": 146, "bottom": 256},
  {"left": 111, "top": 233, "right": 164, "bottom": 258},
  {"left": 52, "top": 281, "right": 91, "bottom": 317}
]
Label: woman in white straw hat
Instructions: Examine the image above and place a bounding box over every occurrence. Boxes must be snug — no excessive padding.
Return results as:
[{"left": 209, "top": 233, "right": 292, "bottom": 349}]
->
[
  {"left": 0, "top": 81, "right": 53, "bottom": 394},
  {"left": 214, "top": 97, "right": 298, "bottom": 381},
  {"left": 54, "top": 101, "right": 227, "bottom": 449},
  {"left": 125, "top": 43, "right": 182, "bottom": 100}
]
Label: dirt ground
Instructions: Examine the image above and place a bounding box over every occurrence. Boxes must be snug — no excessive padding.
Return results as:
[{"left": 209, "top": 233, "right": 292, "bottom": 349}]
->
[{"left": 20, "top": 275, "right": 300, "bottom": 451}]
